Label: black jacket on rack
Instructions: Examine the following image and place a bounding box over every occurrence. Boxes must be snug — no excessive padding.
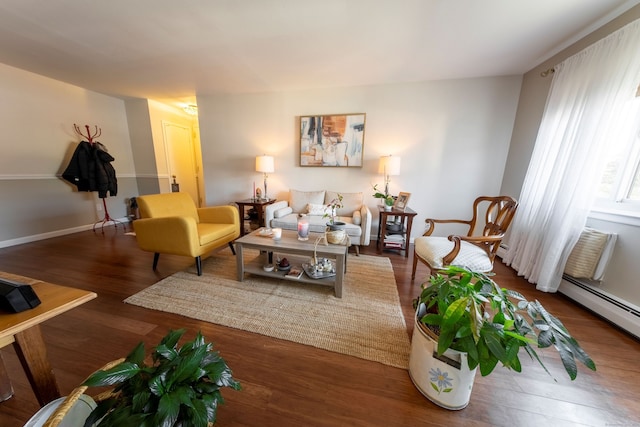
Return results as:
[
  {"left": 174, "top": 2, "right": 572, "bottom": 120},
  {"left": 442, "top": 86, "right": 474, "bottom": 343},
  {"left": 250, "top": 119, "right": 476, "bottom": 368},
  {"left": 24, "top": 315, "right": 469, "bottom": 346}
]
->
[{"left": 62, "top": 141, "right": 118, "bottom": 198}]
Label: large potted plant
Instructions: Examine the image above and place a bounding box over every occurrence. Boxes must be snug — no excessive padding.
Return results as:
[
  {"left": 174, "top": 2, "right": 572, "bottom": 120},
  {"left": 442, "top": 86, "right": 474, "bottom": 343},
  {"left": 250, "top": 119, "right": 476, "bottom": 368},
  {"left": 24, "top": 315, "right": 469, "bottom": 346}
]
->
[
  {"left": 81, "top": 329, "right": 241, "bottom": 426},
  {"left": 409, "top": 266, "right": 596, "bottom": 410}
]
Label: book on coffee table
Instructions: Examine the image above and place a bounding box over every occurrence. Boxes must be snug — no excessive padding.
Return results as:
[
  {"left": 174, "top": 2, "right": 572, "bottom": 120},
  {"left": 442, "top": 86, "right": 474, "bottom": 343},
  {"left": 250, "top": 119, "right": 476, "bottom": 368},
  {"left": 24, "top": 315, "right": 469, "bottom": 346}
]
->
[{"left": 284, "top": 267, "right": 303, "bottom": 280}]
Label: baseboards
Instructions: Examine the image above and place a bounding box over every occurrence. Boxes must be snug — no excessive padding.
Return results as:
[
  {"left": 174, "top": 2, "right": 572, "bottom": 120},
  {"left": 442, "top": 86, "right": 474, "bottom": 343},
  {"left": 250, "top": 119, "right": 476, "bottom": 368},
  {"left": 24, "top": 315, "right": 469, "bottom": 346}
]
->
[
  {"left": 497, "top": 243, "right": 508, "bottom": 259},
  {"left": 0, "top": 217, "right": 130, "bottom": 249}
]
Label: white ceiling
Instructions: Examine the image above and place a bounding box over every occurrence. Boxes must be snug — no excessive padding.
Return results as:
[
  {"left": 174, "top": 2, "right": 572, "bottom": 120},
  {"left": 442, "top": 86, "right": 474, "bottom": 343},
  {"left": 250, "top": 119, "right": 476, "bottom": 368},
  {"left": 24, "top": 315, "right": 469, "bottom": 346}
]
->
[{"left": 0, "top": 0, "right": 637, "bottom": 107}]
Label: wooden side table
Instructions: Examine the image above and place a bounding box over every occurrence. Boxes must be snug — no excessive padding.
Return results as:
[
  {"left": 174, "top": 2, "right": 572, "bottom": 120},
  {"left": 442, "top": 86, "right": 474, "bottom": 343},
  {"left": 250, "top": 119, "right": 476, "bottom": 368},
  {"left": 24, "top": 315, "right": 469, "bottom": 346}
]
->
[
  {"left": 376, "top": 206, "right": 417, "bottom": 258},
  {"left": 0, "top": 272, "right": 97, "bottom": 405},
  {"left": 236, "top": 198, "right": 276, "bottom": 236}
]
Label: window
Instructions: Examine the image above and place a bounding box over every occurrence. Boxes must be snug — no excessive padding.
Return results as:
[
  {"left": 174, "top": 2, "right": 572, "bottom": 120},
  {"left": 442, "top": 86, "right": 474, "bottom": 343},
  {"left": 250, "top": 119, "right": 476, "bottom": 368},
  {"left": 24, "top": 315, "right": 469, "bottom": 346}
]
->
[{"left": 593, "top": 94, "right": 640, "bottom": 216}]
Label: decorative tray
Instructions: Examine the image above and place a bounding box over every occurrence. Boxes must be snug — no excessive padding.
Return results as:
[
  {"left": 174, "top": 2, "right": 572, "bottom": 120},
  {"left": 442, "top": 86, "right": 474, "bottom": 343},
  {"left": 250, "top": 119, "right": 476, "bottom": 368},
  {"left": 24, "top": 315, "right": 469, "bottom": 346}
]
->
[
  {"left": 302, "top": 259, "right": 336, "bottom": 279},
  {"left": 257, "top": 228, "right": 273, "bottom": 237}
]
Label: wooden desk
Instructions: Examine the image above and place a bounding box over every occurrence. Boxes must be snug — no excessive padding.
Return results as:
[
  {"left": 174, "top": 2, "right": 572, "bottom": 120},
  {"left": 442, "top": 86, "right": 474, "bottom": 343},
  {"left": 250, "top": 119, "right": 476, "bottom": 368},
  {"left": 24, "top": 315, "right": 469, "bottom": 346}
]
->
[
  {"left": 0, "top": 272, "right": 96, "bottom": 406},
  {"left": 377, "top": 206, "right": 418, "bottom": 258},
  {"left": 236, "top": 198, "right": 276, "bottom": 236}
]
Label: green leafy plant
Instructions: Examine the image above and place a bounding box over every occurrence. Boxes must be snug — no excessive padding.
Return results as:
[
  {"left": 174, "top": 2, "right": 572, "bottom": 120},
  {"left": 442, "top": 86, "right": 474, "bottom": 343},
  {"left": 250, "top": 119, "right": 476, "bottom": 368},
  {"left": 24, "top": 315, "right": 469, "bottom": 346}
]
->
[
  {"left": 323, "top": 193, "right": 344, "bottom": 224},
  {"left": 372, "top": 184, "right": 394, "bottom": 206},
  {"left": 413, "top": 266, "right": 596, "bottom": 380},
  {"left": 82, "top": 329, "right": 241, "bottom": 427}
]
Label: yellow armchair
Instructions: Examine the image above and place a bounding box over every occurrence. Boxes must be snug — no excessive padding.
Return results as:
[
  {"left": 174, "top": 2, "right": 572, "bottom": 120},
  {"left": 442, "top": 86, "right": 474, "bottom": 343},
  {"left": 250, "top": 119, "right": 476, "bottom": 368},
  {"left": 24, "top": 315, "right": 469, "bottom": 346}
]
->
[{"left": 133, "top": 192, "right": 240, "bottom": 276}]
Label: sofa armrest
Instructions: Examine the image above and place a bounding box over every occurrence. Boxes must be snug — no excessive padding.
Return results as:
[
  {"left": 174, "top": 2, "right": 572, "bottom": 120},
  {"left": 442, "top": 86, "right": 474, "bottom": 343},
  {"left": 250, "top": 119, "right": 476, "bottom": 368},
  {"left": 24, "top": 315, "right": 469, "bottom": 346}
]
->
[
  {"left": 359, "top": 205, "right": 372, "bottom": 245},
  {"left": 265, "top": 200, "right": 289, "bottom": 227},
  {"left": 133, "top": 216, "right": 201, "bottom": 256},
  {"left": 198, "top": 205, "right": 239, "bottom": 225}
]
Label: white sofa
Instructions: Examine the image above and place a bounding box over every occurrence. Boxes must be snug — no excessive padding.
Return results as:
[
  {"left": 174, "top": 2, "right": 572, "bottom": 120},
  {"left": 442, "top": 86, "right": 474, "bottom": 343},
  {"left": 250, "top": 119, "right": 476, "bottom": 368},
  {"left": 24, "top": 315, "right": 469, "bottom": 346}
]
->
[{"left": 265, "top": 189, "right": 371, "bottom": 255}]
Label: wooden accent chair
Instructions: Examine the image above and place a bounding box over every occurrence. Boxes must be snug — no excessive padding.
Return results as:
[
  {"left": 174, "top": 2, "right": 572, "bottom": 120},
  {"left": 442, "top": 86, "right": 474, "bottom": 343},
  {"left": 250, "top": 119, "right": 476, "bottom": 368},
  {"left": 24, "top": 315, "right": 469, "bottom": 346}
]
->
[
  {"left": 411, "top": 196, "right": 518, "bottom": 280},
  {"left": 133, "top": 192, "right": 240, "bottom": 276}
]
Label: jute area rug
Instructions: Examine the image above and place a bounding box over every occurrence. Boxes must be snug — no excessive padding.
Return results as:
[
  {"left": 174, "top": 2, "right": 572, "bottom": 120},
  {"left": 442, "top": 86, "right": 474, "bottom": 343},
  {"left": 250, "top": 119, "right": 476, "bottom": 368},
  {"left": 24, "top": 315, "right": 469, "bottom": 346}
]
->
[{"left": 125, "top": 249, "right": 410, "bottom": 369}]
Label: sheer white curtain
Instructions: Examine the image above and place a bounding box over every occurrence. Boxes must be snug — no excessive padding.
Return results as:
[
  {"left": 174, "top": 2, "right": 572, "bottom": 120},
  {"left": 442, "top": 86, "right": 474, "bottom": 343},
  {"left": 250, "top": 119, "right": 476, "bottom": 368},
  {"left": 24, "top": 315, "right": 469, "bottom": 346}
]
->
[{"left": 504, "top": 19, "right": 640, "bottom": 292}]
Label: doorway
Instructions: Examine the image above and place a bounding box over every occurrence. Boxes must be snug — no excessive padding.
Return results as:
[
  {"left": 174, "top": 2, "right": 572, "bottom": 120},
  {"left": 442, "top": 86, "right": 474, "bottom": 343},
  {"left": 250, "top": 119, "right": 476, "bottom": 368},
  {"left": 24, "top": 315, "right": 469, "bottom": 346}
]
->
[{"left": 162, "top": 121, "right": 202, "bottom": 206}]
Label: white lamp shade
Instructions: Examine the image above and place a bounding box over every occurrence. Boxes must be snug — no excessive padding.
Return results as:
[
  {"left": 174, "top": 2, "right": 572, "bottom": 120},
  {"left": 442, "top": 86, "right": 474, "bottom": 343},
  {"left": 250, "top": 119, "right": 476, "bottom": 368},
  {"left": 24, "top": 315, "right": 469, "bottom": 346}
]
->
[
  {"left": 255, "top": 155, "right": 275, "bottom": 173},
  {"left": 378, "top": 155, "right": 401, "bottom": 176}
]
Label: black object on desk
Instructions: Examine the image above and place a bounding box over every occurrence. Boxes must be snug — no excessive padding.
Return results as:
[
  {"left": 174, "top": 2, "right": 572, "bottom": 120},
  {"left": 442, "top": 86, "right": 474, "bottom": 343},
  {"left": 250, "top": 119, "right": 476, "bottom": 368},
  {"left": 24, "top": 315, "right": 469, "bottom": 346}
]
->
[{"left": 0, "top": 278, "right": 41, "bottom": 313}]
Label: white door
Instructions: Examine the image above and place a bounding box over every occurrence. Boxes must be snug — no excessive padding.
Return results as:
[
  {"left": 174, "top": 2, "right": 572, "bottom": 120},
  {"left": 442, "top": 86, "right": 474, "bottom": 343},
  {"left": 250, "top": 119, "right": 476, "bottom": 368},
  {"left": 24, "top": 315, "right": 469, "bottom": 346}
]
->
[{"left": 162, "top": 121, "right": 201, "bottom": 206}]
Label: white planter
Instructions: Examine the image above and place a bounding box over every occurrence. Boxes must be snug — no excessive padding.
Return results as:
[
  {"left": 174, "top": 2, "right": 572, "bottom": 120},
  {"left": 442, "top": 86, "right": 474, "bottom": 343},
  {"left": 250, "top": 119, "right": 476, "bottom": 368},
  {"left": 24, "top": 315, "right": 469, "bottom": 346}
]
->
[{"left": 408, "top": 317, "right": 478, "bottom": 410}]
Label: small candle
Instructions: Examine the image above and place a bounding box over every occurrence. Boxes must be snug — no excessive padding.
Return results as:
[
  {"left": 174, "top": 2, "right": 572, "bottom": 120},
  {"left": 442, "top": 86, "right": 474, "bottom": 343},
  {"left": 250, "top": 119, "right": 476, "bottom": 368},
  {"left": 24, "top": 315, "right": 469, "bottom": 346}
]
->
[
  {"left": 253, "top": 181, "right": 256, "bottom": 199},
  {"left": 272, "top": 228, "right": 282, "bottom": 239}
]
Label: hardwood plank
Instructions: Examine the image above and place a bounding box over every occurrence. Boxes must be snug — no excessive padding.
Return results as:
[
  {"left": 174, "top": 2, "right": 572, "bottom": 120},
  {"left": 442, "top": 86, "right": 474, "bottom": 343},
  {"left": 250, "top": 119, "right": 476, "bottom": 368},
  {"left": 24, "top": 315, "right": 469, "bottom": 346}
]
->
[{"left": 0, "top": 228, "right": 638, "bottom": 426}]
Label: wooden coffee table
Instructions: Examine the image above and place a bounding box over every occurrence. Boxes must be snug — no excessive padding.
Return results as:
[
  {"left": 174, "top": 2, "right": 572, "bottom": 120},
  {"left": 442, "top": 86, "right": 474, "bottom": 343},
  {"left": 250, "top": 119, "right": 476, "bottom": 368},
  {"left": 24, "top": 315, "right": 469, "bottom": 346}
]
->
[{"left": 235, "top": 229, "right": 348, "bottom": 298}]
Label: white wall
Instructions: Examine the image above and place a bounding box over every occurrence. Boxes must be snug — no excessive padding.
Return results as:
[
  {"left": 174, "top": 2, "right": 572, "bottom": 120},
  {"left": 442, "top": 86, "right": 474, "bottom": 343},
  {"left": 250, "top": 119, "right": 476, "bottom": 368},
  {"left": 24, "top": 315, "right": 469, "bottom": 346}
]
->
[
  {"left": 0, "top": 62, "right": 136, "bottom": 245},
  {"left": 197, "top": 76, "right": 522, "bottom": 241}
]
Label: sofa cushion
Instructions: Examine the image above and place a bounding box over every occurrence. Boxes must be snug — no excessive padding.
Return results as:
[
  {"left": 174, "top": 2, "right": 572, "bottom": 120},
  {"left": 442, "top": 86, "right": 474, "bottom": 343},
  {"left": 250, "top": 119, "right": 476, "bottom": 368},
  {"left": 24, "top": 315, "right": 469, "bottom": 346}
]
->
[
  {"left": 290, "top": 189, "right": 325, "bottom": 213},
  {"left": 325, "top": 191, "right": 363, "bottom": 216}
]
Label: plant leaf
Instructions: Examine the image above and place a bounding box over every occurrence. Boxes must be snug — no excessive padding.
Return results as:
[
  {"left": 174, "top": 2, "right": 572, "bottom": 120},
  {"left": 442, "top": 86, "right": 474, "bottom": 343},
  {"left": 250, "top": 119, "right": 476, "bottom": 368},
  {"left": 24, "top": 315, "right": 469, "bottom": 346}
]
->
[
  {"left": 555, "top": 340, "right": 578, "bottom": 380},
  {"left": 126, "top": 341, "right": 146, "bottom": 366},
  {"left": 480, "top": 323, "right": 507, "bottom": 363},
  {"left": 83, "top": 362, "right": 141, "bottom": 387},
  {"left": 157, "top": 392, "right": 181, "bottom": 427},
  {"left": 442, "top": 297, "right": 468, "bottom": 330}
]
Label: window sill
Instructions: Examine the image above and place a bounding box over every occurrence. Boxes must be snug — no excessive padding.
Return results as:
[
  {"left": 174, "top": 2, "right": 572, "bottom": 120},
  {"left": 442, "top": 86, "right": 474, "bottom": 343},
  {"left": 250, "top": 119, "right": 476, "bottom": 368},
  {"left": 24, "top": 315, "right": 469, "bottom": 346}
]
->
[{"left": 589, "top": 208, "right": 640, "bottom": 227}]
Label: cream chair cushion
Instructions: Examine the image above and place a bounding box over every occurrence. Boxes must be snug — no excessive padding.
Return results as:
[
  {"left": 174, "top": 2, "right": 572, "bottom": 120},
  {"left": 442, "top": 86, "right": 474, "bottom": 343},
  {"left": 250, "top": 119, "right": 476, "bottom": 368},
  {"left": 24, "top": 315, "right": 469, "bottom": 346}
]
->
[{"left": 414, "top": 236, "right": 493, "bottom": 272}]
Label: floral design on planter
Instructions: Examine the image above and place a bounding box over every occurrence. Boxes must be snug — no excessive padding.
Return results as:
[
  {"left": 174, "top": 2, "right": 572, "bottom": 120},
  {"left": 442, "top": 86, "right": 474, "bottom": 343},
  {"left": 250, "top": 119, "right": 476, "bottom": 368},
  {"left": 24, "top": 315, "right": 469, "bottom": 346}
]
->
[{"left": 429, "top": 367, "right": 453, "bottom": 395}]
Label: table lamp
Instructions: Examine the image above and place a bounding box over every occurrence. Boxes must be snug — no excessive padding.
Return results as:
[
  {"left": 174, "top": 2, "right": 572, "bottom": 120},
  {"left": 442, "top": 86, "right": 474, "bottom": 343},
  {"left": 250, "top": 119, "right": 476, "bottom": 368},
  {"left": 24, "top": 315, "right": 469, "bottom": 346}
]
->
[
  {"left": 378, "top": 155, "right": 401, "bottom": 196},
  {"left": 255, "top": 155, "right": 275, "bottom": 200}
]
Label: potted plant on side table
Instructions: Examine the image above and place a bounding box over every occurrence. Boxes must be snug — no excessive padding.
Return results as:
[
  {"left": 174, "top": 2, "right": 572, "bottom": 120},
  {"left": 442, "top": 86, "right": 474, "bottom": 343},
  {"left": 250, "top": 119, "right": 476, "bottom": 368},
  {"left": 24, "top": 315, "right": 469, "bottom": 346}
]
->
[
  {"left": 409, "top": 266, "right": 596, "bottom": 410},
  {"left": 372, "top": 184, "right": 394, "bottom": 211}
]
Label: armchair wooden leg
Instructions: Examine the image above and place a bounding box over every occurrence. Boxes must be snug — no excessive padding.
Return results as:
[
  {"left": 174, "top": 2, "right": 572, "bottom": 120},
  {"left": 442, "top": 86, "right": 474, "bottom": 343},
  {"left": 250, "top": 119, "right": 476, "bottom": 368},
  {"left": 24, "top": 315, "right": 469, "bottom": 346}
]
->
[
  {"left": 228, "top": 242, "right": 236, "bottom": 255},
  {"left": 354, "top": 245, "right": 360, "bottom": 256},
  {"left": 153, "top": 253, "right": 160, "bottom": 271},
  {"left": 195, "top": 256, "right": 202, "bottom": 276},
  {"left": 411, "top": 248, "right": 418, "bottom": 280}
]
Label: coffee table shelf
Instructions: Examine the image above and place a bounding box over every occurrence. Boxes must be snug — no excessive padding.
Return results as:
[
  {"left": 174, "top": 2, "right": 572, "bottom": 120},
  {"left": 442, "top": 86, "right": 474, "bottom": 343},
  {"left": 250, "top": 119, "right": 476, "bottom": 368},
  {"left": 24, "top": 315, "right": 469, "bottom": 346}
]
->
[
  {"left": 243, "top": 254, "right": 336, "bottom": 287},
  {"left": 235, "top": 229, "right": 348, "bottom": 297}
]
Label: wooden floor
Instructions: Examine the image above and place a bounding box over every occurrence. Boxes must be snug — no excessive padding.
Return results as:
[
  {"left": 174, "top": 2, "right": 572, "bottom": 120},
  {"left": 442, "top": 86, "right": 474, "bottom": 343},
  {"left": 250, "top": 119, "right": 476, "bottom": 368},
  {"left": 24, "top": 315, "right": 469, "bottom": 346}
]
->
[{"left": 0, "top": 227, "right": 639, "bottom": 426}]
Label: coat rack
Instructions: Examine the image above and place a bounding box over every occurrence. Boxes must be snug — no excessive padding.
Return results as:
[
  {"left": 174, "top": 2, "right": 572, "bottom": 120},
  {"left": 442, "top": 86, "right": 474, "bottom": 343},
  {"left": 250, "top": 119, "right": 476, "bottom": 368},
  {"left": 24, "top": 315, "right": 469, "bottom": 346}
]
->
[
  {"left": 72, "top": 124, "right": 123, "bottom": 233},
  {"left": 73, "top": 123, "right": 101, "bottom": 143}
]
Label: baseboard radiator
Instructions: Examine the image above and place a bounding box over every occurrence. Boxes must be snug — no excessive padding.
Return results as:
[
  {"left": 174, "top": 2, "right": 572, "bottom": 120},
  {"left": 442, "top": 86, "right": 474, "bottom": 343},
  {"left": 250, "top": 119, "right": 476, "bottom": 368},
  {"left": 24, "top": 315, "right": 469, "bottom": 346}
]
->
[
  {"left": 560, "top": 275, "right": 640, "bottom": 339},
  {"left": 500, "top": 228, "right": 640, "bottom": 339}
]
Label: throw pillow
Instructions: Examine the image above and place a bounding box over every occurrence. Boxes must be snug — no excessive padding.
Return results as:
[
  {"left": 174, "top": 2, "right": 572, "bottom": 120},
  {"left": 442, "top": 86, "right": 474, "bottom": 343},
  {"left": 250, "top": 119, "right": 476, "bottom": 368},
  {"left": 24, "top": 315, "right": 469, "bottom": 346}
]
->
[{"left": 307, "top": 203, "right": 331, "bottom": 216}]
